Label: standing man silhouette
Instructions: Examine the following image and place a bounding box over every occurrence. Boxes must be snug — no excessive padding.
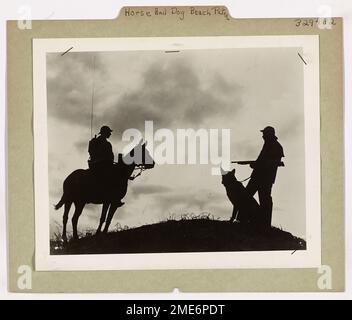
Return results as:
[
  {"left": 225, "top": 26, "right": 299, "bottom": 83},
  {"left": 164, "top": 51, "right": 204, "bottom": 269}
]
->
[{"left": 246, "top": 126, "right": 284, "bottom": 229}]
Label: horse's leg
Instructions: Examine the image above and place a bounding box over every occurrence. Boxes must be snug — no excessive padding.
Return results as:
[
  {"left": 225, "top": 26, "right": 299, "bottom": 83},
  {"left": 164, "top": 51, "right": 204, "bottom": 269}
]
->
[
  {"left": 71, "top": 201, "right": 85, "bottom": 240},
  {"left": 96, "top": 202, "right": 110, "bottom": 235},
  {"left": 102, "top": 202, "right": 119, "bottom": 234},
  {"left": 62, "top": 201, "right": 72, "bottom": 242}
]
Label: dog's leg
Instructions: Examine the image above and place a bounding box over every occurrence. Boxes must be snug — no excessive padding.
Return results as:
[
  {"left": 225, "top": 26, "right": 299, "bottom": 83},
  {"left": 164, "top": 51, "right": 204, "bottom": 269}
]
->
[{"left": 230, "top": 205, "right": 240, "bottom": 223}]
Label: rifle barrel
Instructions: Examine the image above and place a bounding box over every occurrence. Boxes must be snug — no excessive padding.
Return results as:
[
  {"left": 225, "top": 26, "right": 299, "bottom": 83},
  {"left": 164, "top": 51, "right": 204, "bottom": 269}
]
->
[{"left": 231, "top": 160, "right": 285, "bottom": 166}]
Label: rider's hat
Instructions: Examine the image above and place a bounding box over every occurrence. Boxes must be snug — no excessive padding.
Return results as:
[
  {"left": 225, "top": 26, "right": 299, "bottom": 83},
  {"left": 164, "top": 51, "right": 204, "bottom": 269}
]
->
[{"left": 99, "top": 125, "right": 113, "bottom": 135}]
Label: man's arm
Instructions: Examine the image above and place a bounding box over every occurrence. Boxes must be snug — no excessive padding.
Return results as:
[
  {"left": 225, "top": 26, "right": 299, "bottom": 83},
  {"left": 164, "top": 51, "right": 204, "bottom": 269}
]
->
[{"left": 252, "top": 141, "right": 284, "bottom": 168}]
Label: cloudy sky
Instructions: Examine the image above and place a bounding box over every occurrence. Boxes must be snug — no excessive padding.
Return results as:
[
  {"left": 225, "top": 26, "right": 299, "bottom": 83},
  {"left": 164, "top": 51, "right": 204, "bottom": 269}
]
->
[{"left": 47, "top": 46, "right": 306, "bottom": 238}]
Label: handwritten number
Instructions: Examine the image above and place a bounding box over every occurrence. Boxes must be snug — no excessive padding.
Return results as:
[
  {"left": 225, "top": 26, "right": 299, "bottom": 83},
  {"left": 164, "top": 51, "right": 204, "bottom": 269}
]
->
[
  {"left": 295, "top": 17, "right": 337, "bottom": 28},
  {"left": 295, "top": 19, "right": 301, "bottom": 27}
]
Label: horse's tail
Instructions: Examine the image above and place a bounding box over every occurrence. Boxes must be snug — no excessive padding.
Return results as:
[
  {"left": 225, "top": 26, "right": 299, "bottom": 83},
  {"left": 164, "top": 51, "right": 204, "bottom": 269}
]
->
[{"left": 54, "top": 195, "right": 65, "bottom": 210}]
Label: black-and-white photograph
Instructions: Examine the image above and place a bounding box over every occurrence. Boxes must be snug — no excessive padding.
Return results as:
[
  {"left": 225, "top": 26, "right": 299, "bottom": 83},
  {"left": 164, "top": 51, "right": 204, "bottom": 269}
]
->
[{"left": 33, "top": 36, "right": 321, "bottom": 270}]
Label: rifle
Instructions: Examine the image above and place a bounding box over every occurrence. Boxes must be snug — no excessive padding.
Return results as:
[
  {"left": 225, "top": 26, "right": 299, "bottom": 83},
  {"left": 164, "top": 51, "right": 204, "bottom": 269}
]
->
[{"left": 231, "top": 160, "right": 285, "bottom": 167}]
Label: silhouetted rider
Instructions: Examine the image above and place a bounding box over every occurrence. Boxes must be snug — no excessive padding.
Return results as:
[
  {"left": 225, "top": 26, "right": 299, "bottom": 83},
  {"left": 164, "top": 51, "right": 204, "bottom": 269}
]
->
[
  {"left": 88, "top": 125, "right": 114, "bottom": 171},
  {"left": 246, "top": 126, "right": 284, "bottom": 229}
]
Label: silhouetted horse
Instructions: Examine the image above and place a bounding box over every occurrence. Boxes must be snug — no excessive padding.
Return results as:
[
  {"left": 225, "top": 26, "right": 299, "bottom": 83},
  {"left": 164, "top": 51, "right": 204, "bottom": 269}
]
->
[{"left": 55, "top": 140, "right": 155, "bottom": 241}]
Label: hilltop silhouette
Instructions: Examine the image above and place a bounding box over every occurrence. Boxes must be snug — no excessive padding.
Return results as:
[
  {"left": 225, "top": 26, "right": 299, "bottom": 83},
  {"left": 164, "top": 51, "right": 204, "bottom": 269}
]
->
[{"left": 51, "top": 218, "right": 306, "bottom": 255}]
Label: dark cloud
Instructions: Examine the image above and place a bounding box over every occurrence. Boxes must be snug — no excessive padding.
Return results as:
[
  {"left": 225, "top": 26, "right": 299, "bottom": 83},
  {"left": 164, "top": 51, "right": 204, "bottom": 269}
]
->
[
  {"left": 131, "top": 184, "right": 172, "bottom": 198},
  {"left": 99, "top": 60, "right": 241, "bottom": 135},
  {"left": 47, "top": 52, "right": 242, "bottom": 138},
  {"left": 211, "top": 71, "right": 242, "bottom": 95},
  {"left": 46, "top": 52, "right": 106, "bottom": 127}
]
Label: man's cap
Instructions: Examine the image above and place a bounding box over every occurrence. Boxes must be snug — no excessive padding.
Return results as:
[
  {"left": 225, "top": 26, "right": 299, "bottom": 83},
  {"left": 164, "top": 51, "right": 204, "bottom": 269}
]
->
[
  {"left": 260, "top": 126, "right": 276, "bottom": 136},
  {"left": 99, "top": 125, "right": 113, "bottom": 134}
]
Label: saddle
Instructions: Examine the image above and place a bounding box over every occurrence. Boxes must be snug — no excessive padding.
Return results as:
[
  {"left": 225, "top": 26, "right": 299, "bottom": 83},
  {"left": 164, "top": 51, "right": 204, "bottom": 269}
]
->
[
  {"left": 86, "top": 162, "right": 113, "bottom": 198},
  {"left": 85, "top": 161, "right": 127, "bottom": 203}
]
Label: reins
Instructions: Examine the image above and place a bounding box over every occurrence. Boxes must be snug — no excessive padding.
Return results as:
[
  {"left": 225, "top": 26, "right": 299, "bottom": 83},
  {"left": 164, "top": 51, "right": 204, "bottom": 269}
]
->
[
  {"left": 131, "top": 165, "right": 146, "bottom": 180},
  {"left": 239, "top": 175, "right": 252, "bottom": 183}
]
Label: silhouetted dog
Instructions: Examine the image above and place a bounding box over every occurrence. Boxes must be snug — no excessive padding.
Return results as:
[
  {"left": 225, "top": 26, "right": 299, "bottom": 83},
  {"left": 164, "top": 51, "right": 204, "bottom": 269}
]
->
[{"left": 221, "top": 168, "right": 261, "bottom": 225}]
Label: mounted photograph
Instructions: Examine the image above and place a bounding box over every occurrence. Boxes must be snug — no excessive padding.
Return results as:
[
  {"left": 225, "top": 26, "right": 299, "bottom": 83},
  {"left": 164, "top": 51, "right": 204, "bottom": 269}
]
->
[{"left": 33, "top": 36, "right": 321, "bottom": 270}]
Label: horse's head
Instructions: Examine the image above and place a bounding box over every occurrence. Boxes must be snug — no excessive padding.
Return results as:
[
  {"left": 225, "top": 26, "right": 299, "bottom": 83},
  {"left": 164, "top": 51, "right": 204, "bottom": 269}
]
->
[
  {"left": 135, "top": 139, "right": 155, "bottom": 169},
  {"left": 123, "top": 139, "right": 155, "bottom": 170}
]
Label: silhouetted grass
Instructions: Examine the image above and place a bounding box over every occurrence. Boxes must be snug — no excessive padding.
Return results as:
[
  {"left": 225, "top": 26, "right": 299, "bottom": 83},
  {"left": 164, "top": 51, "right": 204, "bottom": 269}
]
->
[{"left": 51, "top": 217, "right": 306, "bottom": 255}]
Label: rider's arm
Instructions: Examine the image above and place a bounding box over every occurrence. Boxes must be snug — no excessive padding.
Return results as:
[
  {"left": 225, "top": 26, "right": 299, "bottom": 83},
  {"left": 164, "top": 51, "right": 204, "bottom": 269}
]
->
[{"left": 107, "top": 142, "right": 114, "bottom": 161}]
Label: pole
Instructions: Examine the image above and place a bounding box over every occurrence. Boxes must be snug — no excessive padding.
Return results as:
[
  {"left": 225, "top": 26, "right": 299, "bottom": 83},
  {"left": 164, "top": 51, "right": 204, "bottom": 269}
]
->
[{"left": 90, "top": 55, "right": 96, "bottom": 138}]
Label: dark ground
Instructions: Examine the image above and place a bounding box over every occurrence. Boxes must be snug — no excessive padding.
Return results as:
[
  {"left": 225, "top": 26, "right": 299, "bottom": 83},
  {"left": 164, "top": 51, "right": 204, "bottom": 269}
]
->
[{"left": 50, "top": 219, "right": 306, "bottom": 255}]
